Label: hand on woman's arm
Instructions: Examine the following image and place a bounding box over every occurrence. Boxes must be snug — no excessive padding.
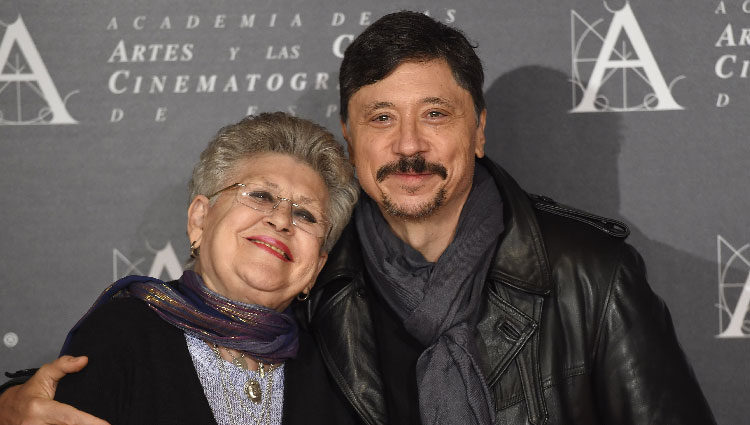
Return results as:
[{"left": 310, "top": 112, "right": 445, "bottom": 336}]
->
[{"left": 0, "top": 356, "right": 109, "bottom": 425}]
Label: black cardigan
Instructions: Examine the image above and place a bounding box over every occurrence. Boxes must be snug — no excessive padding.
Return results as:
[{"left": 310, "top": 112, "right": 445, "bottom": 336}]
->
[{"left": 55, "top": 297, "right": 359, "bottom": 425}]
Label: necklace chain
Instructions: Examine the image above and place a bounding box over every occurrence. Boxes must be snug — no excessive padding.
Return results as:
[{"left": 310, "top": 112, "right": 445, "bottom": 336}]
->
[{"left": 210, "top": 344, "right": 277, "bottom": 425}]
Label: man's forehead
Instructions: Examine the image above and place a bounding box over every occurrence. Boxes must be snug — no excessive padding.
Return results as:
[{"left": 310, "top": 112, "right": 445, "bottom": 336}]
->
[{"left": 349, "top": 60, "right": 469, "bottom": 101}]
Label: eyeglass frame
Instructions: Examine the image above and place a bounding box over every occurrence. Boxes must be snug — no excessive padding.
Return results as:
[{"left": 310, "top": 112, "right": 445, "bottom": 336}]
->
[{"left": 207, "top": 182, "right": 332, "bottom": 241}]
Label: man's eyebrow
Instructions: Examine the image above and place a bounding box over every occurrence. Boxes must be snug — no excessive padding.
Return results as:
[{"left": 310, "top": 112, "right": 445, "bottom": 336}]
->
[
  {"left": 360, "top": 98, "right": 453, "bottom": 114},
  {"left": 421, "top": 96, "right": 452, "bottom": 107},
  {"left": 362, "top": 101, "right": 394, "bottom": 114}
]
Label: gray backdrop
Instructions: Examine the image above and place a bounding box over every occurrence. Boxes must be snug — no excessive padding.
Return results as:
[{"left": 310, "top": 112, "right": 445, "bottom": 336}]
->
[{"left": 1, "top": 1, "right": 747, "bottom": 423}]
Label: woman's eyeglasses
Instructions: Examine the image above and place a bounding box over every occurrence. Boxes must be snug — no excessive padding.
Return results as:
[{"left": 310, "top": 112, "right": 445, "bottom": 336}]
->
[{"left": 209, "top": 183, "right": 330, "bottom": 239}]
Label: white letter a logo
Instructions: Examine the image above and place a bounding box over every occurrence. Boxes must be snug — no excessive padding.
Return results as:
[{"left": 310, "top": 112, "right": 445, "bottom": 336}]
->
[
  {"left": 571, "top": 3, "right": 684, "bottom": 113},
  {"left": 0, "top": 16, "right": 78, "bottom": 124},
  {"left": 717, "top": 235, "right": 750, "bottom": 338}
]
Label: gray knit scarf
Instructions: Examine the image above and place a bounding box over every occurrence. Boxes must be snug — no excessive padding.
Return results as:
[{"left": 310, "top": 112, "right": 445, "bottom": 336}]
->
[{"left": 355, "top": 164, "right": 503, "bottom": 425}]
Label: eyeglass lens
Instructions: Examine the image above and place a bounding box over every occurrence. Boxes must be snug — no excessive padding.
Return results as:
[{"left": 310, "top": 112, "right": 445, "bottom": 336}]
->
[{"left": 236, "top": 184, "right": 327, "bottom": 237}]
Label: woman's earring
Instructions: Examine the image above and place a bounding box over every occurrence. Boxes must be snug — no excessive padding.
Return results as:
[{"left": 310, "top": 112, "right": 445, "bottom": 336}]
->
[
  {"left": 190, "top": 241, "right": 200, "bottom": 258},
  {"left": 296, "top": 291, "right": 310, "bottom": 302}
]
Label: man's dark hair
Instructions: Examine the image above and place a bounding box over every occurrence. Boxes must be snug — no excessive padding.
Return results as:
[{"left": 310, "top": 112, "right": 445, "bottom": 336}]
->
[{"left": 339, "top": 11, "right": 485, "bottom": 123}]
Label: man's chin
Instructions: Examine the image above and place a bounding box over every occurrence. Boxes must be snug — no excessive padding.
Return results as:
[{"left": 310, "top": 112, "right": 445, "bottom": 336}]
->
[{"left": 380, "top": 188, "right": 446, "bottom": 221}]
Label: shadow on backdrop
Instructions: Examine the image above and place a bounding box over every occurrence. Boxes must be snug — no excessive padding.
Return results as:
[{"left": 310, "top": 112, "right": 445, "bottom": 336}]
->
[
  {"left": 124, "top": 183, "right": 190, "bottom": 282},
  {"left": 483, "top": 65, "right": 738, "bottom": 424}
]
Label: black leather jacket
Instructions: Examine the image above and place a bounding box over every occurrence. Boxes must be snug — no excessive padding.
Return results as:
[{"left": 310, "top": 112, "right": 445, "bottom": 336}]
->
[{"left": 304, "top": 157, "right": 716, "bottom": 425}]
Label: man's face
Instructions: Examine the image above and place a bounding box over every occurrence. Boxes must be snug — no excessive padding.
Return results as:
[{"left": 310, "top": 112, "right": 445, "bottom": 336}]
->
[{"left": 342, "top": 59, "right": 486, "bottom": 220}]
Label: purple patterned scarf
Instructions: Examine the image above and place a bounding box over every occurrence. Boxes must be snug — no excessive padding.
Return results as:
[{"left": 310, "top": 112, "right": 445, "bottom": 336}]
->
[{"left": 60, "top": 270, "right": 298, "bottom": 364}]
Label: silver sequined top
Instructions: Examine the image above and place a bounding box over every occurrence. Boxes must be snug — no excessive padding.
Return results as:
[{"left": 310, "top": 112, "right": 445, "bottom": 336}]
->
[{"left": 185, "top": 333, "right": 285, "bottom": 425}]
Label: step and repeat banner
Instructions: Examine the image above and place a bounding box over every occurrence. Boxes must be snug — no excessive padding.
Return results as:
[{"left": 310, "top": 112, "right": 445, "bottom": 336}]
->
[{"left": 0, "top": 1, "right": 747, "bottom": 422}]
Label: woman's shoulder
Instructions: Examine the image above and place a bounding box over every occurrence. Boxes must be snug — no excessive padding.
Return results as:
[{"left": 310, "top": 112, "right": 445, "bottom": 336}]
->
[
  {"left": 85, "top": 296, "right": 159, "bottom": 325},
  {"left": 71, "top": 296, "right": 178, "bottom": 348}
]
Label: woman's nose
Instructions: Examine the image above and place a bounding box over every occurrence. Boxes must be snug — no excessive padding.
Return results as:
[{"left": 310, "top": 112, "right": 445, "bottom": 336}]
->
[{"left": 264, "top": 199, "right": 294, "bottom": 233}]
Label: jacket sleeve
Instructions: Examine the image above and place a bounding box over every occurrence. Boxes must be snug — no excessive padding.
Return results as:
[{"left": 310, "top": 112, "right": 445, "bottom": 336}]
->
[
  {"left": 54, "top": 299, "right": 133, "bottom": 424},
  {"left": 592, "top": 244, "right": 716, "bottom": 425}
]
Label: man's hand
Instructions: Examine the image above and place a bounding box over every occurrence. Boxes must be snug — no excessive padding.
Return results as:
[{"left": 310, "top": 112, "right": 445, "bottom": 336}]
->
[{"left": 0, "top": 356, "right": 109, "bottom": 425}]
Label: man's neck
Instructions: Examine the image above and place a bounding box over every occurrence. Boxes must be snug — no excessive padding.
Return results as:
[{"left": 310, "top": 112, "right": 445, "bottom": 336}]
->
[{"left": 379, "top": 191, "right": 470, "bottom": 262}]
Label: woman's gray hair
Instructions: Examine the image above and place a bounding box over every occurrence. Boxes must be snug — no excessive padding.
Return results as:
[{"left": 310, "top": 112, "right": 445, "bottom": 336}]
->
[{"left": 189, "top": 112, "right": 359, "bottom": 252}]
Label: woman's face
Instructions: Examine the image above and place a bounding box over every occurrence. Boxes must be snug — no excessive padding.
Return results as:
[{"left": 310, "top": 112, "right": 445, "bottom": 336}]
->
[{"left": 187, "top": 152, "right": 329, "bottom": 311}]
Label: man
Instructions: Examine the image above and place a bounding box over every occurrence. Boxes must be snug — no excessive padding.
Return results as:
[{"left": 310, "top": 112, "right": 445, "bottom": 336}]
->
[{"left": 0, "top": 11, "right": 716, "bottom": 425}]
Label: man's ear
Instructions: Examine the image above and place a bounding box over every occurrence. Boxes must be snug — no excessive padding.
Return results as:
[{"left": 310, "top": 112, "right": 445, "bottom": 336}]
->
[
  {"left": 187, "top": 195, "right": 210, "bottom": 247},
  {"left": 340, "top": 120, "right": 355, "bottom": 164},
  {"left": 474, "top": 109, "right": 487, "bottom": 158}
]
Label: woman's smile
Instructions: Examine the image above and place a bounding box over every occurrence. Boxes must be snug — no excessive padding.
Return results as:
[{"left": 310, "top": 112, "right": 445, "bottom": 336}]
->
[{"left": 247, "top": 235, "right": 293, "bottom": 262}]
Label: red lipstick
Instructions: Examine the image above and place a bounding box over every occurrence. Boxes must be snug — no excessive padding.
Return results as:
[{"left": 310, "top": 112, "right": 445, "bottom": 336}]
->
[{"left": 247, "top": 235, "right": 293, "bottom": 262}]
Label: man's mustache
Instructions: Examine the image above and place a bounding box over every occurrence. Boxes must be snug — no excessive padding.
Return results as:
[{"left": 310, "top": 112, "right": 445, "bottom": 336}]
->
[{"left": 376, "top": 155, "right": 448, "bottom": 182}]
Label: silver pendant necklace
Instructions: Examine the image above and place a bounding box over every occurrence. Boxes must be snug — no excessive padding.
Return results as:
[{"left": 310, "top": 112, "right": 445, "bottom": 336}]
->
[
  {"left": 210, "top": 343, "right": 278, "bottom": 425},
  {"left": 244, "top": 363, "right": 264, "bottom": 403},
  {"left": 219, "top": 345, "right": 265, "bottom": 404}
]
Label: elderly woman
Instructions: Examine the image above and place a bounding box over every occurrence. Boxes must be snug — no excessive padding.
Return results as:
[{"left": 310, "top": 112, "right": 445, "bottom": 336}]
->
[{"left": 42, "top": 112, "right": 360, "bottom": 425}]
